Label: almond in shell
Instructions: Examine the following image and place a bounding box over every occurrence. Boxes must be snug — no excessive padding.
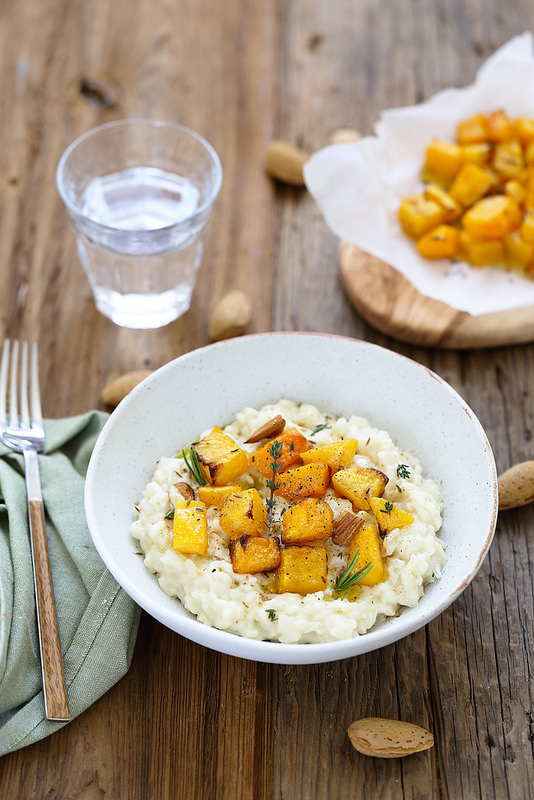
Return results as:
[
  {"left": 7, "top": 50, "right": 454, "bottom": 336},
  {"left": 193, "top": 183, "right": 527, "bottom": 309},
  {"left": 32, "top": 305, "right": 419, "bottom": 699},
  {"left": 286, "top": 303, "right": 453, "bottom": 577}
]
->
[
  {"left": 265, "top": 140, "right": 309, "bottom": 186},
  {"left": 347, "top": 717, "right": 434, "bottom": 758},
  {"left": 497, "top": 460, "right": 534, "bottom": 510}
]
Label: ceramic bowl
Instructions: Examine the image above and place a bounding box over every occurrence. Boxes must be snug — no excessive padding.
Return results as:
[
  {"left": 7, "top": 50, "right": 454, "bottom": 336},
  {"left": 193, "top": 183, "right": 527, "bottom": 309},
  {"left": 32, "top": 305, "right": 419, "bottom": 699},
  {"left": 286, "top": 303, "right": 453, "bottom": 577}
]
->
[{"left": 84, "top": 333, "right": 498, "bottom": 664}]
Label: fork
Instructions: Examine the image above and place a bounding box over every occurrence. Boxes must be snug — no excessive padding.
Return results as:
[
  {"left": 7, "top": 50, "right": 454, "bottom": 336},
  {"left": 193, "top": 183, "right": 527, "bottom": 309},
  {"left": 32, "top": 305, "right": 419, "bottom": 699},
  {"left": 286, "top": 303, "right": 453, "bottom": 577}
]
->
[{"left": 0, "top": 340, "right": 70, "bottom": 721}]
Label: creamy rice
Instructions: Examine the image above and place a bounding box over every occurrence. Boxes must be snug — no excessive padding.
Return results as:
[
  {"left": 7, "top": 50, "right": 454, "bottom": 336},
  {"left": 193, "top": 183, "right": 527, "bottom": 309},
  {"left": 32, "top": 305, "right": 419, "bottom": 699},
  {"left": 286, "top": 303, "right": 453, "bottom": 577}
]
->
[{"left": 130, "top": 399, "right": 445, "bottom": 644}]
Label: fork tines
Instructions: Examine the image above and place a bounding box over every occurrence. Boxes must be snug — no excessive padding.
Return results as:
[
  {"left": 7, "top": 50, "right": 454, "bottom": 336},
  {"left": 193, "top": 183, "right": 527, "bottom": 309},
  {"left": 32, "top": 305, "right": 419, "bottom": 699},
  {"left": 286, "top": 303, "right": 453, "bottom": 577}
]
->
[{"left": 0, "top": 340, "right": 42, "bottom": 430}]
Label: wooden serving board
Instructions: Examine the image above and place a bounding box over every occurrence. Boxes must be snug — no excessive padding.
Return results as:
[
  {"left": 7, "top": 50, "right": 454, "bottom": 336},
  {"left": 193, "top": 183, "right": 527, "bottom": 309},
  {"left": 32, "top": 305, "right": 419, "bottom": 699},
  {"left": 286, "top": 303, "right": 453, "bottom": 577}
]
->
[{"left": 339, "top": 240, "right": 534, "bottom": 349}]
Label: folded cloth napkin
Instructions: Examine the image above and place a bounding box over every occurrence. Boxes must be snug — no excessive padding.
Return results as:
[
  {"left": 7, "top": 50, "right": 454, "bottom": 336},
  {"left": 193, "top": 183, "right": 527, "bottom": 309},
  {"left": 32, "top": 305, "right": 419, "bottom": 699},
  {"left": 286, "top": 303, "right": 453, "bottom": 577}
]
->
[{"left": 0, "top": 411, "right": 140, "bottom": 756}]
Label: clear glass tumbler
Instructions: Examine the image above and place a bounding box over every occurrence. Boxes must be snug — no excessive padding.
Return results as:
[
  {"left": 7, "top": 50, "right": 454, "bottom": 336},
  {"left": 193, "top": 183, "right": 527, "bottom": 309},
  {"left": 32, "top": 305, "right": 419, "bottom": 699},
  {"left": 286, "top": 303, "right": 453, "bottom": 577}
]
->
[{"left": 56, "top": 119, "right": 222, "bottom": 329}]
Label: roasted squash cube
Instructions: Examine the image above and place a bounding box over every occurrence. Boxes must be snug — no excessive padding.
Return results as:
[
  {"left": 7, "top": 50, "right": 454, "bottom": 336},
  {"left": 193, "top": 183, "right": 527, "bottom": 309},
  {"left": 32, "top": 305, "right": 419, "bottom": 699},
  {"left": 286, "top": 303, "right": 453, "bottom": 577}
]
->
[
  {"left": 229, "top": 535, "right": 281, "bottom": 574},
  {"left": 492, "top": 139, "right": 525, "bottom": 181},
  {"left": 521, "top": 210, "right": 534, "bottom": 243},
  {"left": 275, "top": 462, "right": 330, "bottom": 500},
  {"left": 449, "top": 163, "right": 494, "bottom": 207},
  {"left": 219, "top": 488, "right": 268, "bottom": 540},
  {"left": 172, "top": 500, "right": 208, "bottom": 556},
  {"left": 487, "top": 110, "right": 515, "bottom": 142},
  {"left": 300, "top": 439, "right": 358, "bottom": 472},
  {"left": 197, "top": 484, "right": 242, "bottom": 506},
  {"left": 281, "top": 497, "right": 334, "bottom": 544},
  {"left": 524, "top": 165, "right": 534, "bottom": 210},
  {"left": 423, "top": 184, "right": 462, "bottom": 222},
  {"left": 460, "top": 143, "right": 492, "bottom": 166},
  {"left": 276, "top": 545, "right": 328, "bottom": 595},
  {"left": 504, "top": 179, "right": 527, "bottom": 207},
  {"left": 249, "top": 428, "right": 312, "bottom": 477},
  {"left": 348, "top": 523, "right": 384, "bottom": 586},
  {"left": 424, "top": 139, "right": 463, "bottom": 181},
  {"left": 515, "top": 117, "right": 534, "bottom": 145},
  {"left": 331, "top": 466, "right": 389, "bottom": 511},
  {"left": 505, "top": 232, "right": 534, "bottom": 269},
  {"left": 368, "top": 496, "right": 414, "bottom": 536},
  {"left": 416, "top": 225, "right": 459, "bottom": 260},
  {"left": 398, "top": 194, "right": 445, "bottom": 239},
  {"left": 456, "top": 113, "right": 490, "bottom": 144},
  {"left": 459, "top": 232, "right": 505, "bottom": 266},
  {"left": 193, "top": 426, "right": 248, "bottom": 486},
  {"left": 462, "top": 195, "right": 521, "bottom": 240}
]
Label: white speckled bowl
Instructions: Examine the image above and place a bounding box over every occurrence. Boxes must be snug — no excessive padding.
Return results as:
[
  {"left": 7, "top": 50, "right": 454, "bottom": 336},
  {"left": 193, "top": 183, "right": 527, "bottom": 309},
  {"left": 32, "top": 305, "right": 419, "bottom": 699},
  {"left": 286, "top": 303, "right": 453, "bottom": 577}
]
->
[{"left": 85, "top": 333, "right": 497, "bottom": 664}]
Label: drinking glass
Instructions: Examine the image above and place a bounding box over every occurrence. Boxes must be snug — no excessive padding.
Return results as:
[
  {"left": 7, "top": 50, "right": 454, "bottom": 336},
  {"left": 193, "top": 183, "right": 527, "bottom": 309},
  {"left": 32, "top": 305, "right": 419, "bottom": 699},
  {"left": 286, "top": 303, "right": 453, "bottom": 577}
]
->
[{"left": 56, "top": 119, "right": 222, "bottom": 329}]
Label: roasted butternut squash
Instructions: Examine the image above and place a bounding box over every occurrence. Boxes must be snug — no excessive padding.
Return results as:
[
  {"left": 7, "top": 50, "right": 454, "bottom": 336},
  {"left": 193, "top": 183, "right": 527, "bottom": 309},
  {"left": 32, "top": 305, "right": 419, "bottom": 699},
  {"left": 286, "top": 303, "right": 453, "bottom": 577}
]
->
[
  {"left": 275, "top": 462, "right": 330, "bottom": 500},
  {"left": 193, "top": 426, "right": 248, "bottom": 486},
  {"left": 462, "top": 195, "right": 521, "bottom": 240},
  {"left": 300, "top": 439, "right": 358, "bottom": 471},
  {"left": 348, "top": 523, "right": 384, "bottom": 586},
  {"left": 276, "top": 545, "right": 328, "bottom": 595},
  {"left": 416, "top": 225, "right": 459, "bottom": 260},
  {"left": 197, "top": 484, "right": 242, "bottom": 506},
  {"left": 281, "top": 497, "right": 334, "bottom": 544},
  {"left": 172, "top": 500, "right": 208, "bottom": 556},
  {"left": 398, "top": 194, "right": 445, "bottom": 239},
  {"left": 229, "top": 535, "right": 281, "bottom": 574},
  {"left": 331, "top": 466, "right": 389, "bottom": 511},
  {"left": 368, "top": 497, "right": 414, "bottom": 536},
  {"left": 219, "top": 488, "right": 268, "bottom": 539},
  {"left": 249, "top": 428, "right": 311, "bottom": 477}
]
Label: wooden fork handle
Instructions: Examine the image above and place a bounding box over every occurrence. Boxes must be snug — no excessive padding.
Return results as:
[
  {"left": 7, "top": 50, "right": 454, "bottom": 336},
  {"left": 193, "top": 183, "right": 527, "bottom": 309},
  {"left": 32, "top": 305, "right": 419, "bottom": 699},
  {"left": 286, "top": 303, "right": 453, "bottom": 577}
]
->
[{"left": 25, "top": 450, "right": 70, "bottom": 721}]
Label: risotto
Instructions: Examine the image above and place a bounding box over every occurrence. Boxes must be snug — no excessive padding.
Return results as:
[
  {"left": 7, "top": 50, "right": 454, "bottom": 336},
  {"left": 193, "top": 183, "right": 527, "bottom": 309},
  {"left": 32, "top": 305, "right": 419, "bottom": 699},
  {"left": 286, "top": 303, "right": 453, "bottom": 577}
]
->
[{"left": 130, "top": 399, "right": 445, "bottom": 644}]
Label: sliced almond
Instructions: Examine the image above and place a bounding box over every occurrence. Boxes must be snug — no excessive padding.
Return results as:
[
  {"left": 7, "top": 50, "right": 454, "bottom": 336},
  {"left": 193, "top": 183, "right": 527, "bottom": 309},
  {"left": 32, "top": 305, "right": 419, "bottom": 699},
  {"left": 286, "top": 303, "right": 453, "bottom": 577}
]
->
[
  {"left": 332, "top": 510, "right": 365, "bottom": 545},
  {"left": 174, "top": 481, "right": 195, "bottom": 502},
  {"left": 348, "top": 717, "right": 434, "bottom": 758},
  {"left": 245, "top": 415, "right": 286, "bottom": 443}
]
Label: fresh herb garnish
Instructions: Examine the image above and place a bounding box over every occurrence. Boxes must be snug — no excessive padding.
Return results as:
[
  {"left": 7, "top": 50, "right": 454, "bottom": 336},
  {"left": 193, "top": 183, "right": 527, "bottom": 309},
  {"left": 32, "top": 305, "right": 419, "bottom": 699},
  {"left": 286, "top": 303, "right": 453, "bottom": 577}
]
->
[
  {"left": 334, "top": 549, "right": 373, "bottom": 593},
  {"left": 266, "top": 608, "right": 277, "bottom": 621},
  {"left": 265, "top": 439, "right": 283, "bottom": 533},
  {"left": 396, "top": 464, "right": 411, "bottom": 480},
  {"left": 310, "top": 421, "right": 331, "bottom": 436},
  {"left": 382, "top": 501, "right": 394, "bottom": 515},
  {"left": 182, "top": 447, "right": 206, "bottom": 485},
  {"left": 396, "top": 484, "right": 403, "bottom": 493},
  {"left": 164, "top": 507, "right": 175, "bottom": 520}
]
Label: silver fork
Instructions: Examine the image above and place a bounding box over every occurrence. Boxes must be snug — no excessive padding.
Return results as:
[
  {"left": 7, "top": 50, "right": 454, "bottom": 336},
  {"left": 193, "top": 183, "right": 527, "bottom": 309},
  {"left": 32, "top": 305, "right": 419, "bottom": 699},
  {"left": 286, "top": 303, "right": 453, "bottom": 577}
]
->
[{"left": 0, "top": 340, "right": 70, "bottom": 721}]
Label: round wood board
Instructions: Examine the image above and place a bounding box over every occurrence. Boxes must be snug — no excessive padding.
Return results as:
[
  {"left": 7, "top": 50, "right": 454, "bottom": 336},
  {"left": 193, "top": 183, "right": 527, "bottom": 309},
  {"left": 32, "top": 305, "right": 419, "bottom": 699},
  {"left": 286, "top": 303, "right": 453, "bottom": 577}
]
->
[{"left": 339, "top": 240, "right": 534, "bottom": 349}]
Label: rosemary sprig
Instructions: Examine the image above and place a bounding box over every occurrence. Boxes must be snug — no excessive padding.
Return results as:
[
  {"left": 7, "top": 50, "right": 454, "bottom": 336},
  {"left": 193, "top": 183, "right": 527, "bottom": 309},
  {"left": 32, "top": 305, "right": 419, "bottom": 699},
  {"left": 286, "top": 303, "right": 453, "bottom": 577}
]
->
[
  {"left": 334, "top": 548, "right": 373, "bottom": 593},
  {"left": 397, "top": 463, "right": 411, "bottom": 480},
  {"left": 182, "top": 447, "right": 206, "bottom": 486},
  {"left": 265, "top": 439, "right": 283, "bottom": 533}
]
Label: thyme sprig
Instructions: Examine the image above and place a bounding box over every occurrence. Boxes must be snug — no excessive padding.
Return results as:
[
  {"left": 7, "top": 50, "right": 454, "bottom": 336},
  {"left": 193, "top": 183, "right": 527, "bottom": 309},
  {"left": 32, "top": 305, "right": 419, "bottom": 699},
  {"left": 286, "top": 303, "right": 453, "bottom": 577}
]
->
[
  {"left": 265, "top": 439, "right": 283, "bottom": 533},
  {"left": 397, "top": 463, "right": 411, "bottom": 480},
  {"left": 182, "top": 447, "right": 206, "bottom": 486},
  {"left": 310, "top": 421, "right": 331, "bottom": 436},
  {"left": 381, "top": 501, "right": 394, "bottom": 515},
  {"left": 334, "top": 548, "right": 373, "bottom": 593}
]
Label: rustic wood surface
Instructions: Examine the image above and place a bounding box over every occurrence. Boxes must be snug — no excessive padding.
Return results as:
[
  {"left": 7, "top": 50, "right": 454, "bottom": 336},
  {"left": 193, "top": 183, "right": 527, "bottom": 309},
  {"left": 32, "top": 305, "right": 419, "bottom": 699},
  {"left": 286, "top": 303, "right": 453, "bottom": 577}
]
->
[
  {"left": 340, "top": 242, "right": 534, "bottom": 349},
  {"left": 1, "top": 0, "right": 534, "bottom": 798}
]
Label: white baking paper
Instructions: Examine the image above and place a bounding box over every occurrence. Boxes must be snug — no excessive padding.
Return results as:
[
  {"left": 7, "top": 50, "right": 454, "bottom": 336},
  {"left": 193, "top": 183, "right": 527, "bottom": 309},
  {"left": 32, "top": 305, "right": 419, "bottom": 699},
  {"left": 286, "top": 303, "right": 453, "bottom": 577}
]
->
[{"left": 304, "top": 32, "right": 534, "bottom": 315}]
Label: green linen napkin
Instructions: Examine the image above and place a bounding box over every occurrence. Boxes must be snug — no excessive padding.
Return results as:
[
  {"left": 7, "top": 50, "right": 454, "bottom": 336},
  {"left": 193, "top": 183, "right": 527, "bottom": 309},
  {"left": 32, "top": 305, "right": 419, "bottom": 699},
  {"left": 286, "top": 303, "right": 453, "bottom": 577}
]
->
[{"left": 0, "top": 411, "right": 140, "bottom": 756}]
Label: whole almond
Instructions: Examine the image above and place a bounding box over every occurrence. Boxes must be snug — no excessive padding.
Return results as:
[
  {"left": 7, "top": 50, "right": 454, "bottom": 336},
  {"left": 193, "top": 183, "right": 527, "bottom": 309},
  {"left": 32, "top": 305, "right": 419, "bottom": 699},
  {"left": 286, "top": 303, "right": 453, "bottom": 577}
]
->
[
  {"left": 328, "top": 128, "right": 362, "bottom": 145},
  {"left": 245, "top": 415, "right": 286, "bottom": 443},
  {"left": 348, "top": 717, "right": 434, "bottom": 758},
  {"left": 101, "top": 369, "right": 152, "bottom": 408},
  {"left": 174, "top": 481, "right": 195, "bottom": 502},
  {"left": 332, "top": 511, "right": 364, "bottom": 545},
  {"left": 498, "top": 460, "right": 534, "bottom": 510},
  {"left": 265, "top": 140, "right": 309, "bottom": 186},
  {"left": 209, "top": 290, "right": 252, "bottom": 342}
]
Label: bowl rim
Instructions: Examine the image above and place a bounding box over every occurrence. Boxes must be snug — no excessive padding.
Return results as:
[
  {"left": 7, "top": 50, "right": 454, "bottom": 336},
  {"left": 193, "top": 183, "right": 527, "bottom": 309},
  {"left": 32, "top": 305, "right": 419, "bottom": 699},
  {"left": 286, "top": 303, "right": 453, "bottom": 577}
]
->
[{"left": 85, "top": 332, "right": 498, "bottom": 664}]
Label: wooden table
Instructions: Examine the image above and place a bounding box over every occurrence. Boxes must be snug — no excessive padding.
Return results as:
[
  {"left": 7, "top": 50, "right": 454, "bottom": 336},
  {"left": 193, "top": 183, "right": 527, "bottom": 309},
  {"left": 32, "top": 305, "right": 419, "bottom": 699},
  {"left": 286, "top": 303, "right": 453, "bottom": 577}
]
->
[{"left": 2, "top": 1, "right": 534, "bottom": 797}]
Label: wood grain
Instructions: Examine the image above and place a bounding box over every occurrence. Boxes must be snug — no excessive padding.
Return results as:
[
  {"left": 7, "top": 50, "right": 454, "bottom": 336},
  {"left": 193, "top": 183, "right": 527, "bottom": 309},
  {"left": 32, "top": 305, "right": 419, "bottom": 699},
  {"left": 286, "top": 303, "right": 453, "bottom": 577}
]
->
[
  {"left": 28, "top": 498, "right": 70, "bottom": 722},
  {"left": 1, "top": 0, "right": 534, "bottom": 798}
]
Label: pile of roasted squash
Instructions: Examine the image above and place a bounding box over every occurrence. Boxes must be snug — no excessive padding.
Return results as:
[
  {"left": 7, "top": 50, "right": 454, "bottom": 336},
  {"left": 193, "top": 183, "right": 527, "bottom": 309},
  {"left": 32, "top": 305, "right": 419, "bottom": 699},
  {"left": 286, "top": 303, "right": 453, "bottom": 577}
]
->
[
  {"left": 169, "top": 417, "right": 414, "bottom": 596},
  {"left": 399, "top": 110, "right": 534, "bottom": 274}
]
